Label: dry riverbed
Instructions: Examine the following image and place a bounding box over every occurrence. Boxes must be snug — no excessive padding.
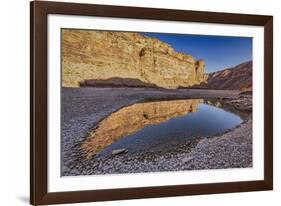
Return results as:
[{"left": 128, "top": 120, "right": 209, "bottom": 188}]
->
[{"left": 61, "top": 87, "right": 252, "bottom": 176}]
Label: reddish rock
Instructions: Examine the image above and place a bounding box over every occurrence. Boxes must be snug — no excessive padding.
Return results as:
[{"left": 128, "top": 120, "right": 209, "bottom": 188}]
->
[{"left": 207, "top": 61, "right": 252, "bottom": 91}]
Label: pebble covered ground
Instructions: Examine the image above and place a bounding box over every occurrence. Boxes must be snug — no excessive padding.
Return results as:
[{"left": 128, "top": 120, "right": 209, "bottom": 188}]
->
[{"left": 61, "top": 87, "right": 251, "bottom": 176}]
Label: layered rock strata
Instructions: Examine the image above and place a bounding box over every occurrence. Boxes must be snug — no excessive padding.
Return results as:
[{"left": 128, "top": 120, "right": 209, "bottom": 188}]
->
[{"left": 62, "top": 29, "right": 206, "bottom": 89}]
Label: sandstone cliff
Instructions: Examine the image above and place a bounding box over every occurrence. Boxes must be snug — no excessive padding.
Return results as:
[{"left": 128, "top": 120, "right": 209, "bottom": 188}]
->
[
  {"left": 206, "top": 61, "right": 252, "bottom": 91},
  {"left": 82, "top": 99, "right": 202, "bottom": 158},
  {"left": 62, "top": 29, "right": 206, "bottom": 89}
]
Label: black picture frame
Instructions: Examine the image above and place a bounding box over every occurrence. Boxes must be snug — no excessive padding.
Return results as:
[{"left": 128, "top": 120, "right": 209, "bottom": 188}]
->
[{"left": 30, "top": 1, "right": 273, "bottom": 205}]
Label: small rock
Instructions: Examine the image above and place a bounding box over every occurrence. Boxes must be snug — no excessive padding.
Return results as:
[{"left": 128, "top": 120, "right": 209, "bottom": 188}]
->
[
  {"left": 182, "top": 156, "right": 194, "bottom": 164},
  {"left": 111, "top": 148, "right": 127, "bottom": 155}
]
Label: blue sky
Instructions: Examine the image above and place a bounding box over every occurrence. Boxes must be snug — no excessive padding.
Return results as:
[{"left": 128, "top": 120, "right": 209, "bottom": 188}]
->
[{"left": 141, "top": 32, "right": 252, "bottom": 73}]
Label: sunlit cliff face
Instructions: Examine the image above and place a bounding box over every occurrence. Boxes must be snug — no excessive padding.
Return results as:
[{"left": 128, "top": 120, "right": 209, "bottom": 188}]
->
[
  {"left": 62, "top": 29, "right": 206, "bottom": 89},
  {"left": 82, "top": 99, "right": 203, "bottom": 159}
]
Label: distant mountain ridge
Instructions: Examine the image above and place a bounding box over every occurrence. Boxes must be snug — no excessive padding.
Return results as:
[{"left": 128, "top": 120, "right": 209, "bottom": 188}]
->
[{"left": 206, "top": 61, "right": 252, "bottom": 91}]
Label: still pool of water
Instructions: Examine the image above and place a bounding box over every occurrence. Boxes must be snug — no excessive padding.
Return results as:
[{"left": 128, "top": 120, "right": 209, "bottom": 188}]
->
[{"left": 82, "top": 99, "right": 243, "bottom": 158}]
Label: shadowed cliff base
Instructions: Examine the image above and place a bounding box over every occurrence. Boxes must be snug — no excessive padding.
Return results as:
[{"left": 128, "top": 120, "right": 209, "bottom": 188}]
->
[
  {"left": 80, "top": 77, "right": 159, "bottom": 88},
  {"left": 78, "top": 60, "right": 252, "bottom": 91}
]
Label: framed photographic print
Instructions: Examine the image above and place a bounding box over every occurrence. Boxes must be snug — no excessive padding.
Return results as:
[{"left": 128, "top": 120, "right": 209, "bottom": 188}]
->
[{"left": 30, "top": 1, "right": 273, "bottom": 205}]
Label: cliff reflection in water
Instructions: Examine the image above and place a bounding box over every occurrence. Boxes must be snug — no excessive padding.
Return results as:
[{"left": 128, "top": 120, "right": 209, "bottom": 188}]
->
[{"left": 82, "top": 99, "right": 203, "bottom": 158}]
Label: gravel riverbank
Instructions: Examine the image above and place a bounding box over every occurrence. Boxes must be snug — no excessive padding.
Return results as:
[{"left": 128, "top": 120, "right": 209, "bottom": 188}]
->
[
  {"left": 61, "top": 87, "right": 251, "bottom": 176},
  {"left": 77, "top": 119, "right": 252, "bottom": 175}
]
